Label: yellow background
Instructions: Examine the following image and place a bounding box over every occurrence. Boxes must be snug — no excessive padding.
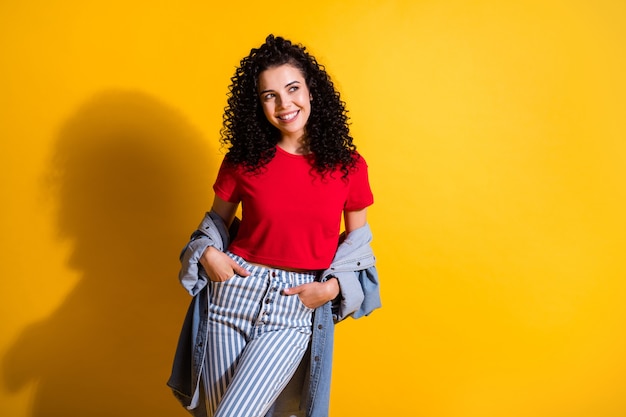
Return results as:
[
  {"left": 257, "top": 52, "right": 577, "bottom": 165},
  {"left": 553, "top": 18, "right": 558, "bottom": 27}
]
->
[{"left": 1, "top": 1, "right": 625, "bottom": 416}]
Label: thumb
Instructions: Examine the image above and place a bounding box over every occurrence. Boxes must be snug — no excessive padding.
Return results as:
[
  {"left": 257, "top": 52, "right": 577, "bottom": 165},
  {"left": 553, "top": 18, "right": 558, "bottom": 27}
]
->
[
  {"left": 283, "top": 284, "right": 304, "bottom": 296},
  {"left": 230, "top": 260, "right": 250, "bottom": 277}
]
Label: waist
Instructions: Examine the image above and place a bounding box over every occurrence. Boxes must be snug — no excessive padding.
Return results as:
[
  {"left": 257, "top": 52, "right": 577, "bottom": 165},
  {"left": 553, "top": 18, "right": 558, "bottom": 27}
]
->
[
  {"left": 247, "top": 261, "right": 315, "bottom": 273},
  {"left": 226, "top": 251, "right": 318, "bottom": 279}
]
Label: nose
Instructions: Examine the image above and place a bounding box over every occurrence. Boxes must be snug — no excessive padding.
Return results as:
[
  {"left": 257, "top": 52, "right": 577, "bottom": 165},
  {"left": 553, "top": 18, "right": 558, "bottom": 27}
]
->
[{"left": 275, "top": 94, "right": 291, "bottom": 109}]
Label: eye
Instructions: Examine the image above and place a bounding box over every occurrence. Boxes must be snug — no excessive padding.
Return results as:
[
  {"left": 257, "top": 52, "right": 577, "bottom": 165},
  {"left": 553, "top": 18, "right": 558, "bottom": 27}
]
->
[
  {"left": 288, "top": 86, "right": 299, "bottom": 93},
  {"left": 262, "top": 93, "right": 275, "bottom": 101}
]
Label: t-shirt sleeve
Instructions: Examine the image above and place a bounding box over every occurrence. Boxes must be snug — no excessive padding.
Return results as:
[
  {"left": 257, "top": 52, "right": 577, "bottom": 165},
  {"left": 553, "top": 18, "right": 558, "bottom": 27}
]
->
[
  {"left": 212, "top": 159, "right": 241, "bottom": 203},
  {"left": 345, "top": 154, "right": 374, "bottom": 211}
]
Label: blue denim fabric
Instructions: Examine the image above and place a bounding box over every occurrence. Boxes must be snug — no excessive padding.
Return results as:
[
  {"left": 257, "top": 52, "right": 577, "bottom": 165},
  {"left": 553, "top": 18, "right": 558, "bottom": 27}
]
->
[{"left": 167, "top": 211, "right": 380, "bottom": 417}]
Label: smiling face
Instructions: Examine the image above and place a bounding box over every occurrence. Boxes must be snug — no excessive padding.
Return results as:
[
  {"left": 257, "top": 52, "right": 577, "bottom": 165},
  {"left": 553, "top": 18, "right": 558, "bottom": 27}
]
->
[{"left": 258, "top": 63, "right": 312, "bottom": 142}]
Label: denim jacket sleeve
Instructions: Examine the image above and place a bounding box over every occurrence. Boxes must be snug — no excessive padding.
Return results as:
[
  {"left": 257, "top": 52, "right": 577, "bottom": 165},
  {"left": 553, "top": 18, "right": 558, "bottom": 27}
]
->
[
  {"left": 178, "top": 211, "right": 230, "bottom": 296},
  {"left": 168, "top": 211, "right": 232, "bottom": 415},
  {"left": 320, "top": 223, "right": 381, "bottom": 322}
]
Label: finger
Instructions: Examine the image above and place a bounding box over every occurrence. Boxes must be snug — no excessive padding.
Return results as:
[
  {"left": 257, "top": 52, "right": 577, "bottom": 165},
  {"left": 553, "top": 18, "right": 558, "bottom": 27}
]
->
[
  {"left": 213, "top": 272, "right": 237, "bottom": 282},
  {"left": 232, "top": 263, "right": 250, "bottom": 277},
  {"left": 282, "top": 284, "right": 305, "bottom": 295}
]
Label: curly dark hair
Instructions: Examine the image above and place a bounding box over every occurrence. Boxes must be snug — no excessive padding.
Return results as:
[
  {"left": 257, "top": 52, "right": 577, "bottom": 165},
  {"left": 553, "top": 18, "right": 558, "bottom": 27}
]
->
[{"left": 220, "top": 34, "right": 357, "bottom": 177}]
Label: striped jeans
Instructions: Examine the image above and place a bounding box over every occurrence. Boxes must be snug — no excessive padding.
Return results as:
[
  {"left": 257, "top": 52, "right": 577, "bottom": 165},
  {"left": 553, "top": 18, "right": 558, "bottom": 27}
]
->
[{"left": 203, "top": 252, "right": 315, "bottom": 417}]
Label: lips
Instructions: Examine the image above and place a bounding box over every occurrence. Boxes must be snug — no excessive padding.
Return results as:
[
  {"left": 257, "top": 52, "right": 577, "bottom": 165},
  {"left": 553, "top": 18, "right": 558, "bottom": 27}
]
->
[{"left": 277, "top": 110, "right": 299, "bottom": 122}]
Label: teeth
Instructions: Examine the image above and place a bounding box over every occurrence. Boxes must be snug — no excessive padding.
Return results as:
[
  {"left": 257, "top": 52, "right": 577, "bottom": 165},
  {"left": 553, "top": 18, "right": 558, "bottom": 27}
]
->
[{"left": 279, "top": 111, "right": 298, "bottom": 121}]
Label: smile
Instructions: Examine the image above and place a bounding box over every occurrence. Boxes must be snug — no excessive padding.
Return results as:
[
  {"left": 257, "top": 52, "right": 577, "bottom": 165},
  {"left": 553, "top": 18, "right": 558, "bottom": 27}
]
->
[{"left": 277, "top": 110, "right": 299, "bottom": 121}]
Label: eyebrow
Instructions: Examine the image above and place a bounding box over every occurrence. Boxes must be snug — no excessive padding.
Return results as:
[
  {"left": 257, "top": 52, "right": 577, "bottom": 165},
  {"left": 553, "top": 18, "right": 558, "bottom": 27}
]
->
[{"left": 259, "top": 80, "right": 301, "bottom": 95}]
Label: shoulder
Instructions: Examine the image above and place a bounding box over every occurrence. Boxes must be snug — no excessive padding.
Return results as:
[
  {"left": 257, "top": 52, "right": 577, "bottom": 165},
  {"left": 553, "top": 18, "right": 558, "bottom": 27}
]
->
[
  {"left": 350, "top": 151, "right": 369, "bottom": 170},
  {"left": 219, "top": 157, "right": 247, "bottom": 174}
]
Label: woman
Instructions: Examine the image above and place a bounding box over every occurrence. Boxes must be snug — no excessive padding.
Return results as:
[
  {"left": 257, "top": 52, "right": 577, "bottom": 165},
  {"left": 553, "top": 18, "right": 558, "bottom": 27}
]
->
[{"left": 169, "top": 34, "right": 378, "bottom": 417}]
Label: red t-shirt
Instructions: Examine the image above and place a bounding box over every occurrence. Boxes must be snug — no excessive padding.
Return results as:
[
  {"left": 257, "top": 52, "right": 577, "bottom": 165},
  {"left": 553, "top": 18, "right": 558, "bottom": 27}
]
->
[{"left": 213, "top": 146, "right": 374, "bottom": 270}]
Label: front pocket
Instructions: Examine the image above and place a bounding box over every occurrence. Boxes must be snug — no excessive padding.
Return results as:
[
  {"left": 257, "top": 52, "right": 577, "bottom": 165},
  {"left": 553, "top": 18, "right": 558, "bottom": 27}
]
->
[
  {"left": 294, "top": 293, "right": 314, "bottom": 312},
  {"left": 209, "top": 274, "right": 267, "bottom": 310}
]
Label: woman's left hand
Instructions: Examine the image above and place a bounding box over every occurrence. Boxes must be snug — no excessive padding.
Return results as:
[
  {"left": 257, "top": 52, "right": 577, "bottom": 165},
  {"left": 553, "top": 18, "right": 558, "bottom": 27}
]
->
[{"left": 283, "top": 278, "right": 340, "bottom": 309}]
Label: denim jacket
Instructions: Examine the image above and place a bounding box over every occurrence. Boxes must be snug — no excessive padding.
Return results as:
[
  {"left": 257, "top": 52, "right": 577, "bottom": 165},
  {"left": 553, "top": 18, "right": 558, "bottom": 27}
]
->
[{"left": 167, "top": 211, "right": 380, "bottom": 417}]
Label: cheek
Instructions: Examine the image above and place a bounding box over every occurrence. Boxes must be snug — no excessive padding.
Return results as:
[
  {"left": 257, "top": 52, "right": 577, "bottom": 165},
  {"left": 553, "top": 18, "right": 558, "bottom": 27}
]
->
[
  {"left": 261, "top": 103, "right": 274, "bottom": 121},
  {"left": 301, "top": 91, "right": 312, "bottom": 113},
  {"left": 302, "top": 98, "right": 312, "bottom": 118}
]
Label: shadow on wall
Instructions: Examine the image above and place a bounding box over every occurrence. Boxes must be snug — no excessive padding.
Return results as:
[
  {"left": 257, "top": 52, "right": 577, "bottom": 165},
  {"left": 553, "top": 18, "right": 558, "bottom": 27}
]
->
[{"left": 2, "top": 90, "right": 214, "bottom": 417}]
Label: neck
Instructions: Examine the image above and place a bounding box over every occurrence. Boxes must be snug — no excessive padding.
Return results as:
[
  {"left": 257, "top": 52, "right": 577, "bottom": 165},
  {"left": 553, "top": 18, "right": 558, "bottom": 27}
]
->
[{"left": 278, "top": 136, "right": 309, "bottom": 155}]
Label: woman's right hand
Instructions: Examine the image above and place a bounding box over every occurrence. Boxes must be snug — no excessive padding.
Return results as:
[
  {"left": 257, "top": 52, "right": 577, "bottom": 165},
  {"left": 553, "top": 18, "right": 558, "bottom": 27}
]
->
[{"left": 200, "top": 246, "right": 250, "bottom": 282}]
